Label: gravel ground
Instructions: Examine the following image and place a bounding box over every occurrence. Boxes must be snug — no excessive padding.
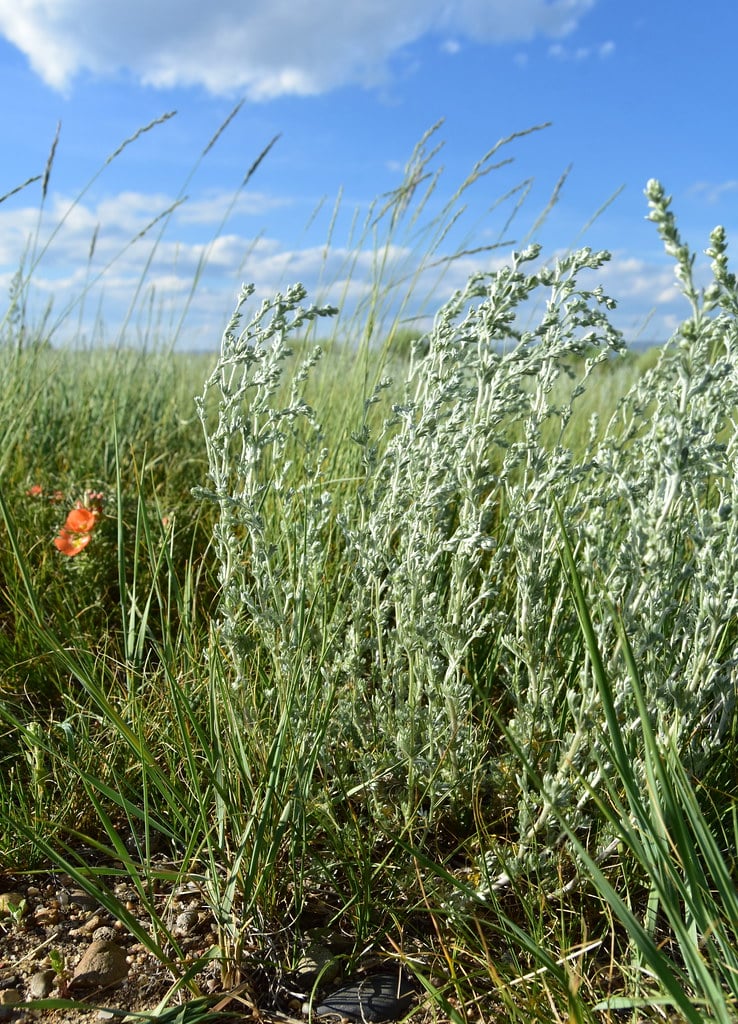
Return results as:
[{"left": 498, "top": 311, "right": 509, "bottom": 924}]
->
[
  {"left": 0, "top": 873, "right": 420, "bottom": 1023},
  {"left": 1, "top": 872, "right": 227, "bottom": 1022}
]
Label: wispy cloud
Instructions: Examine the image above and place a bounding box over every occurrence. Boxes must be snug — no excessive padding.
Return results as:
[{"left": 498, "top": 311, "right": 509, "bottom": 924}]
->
[
  {"left": 177, "top": 191, "right": 293, "bottom": 226},
  {"left": 593, "top": 251, "right": 701, "bottom": 343},
  {"left": 0, "top": 0, "right": 597, "bottom": 97},
  {"left": 0, "top": 183, "right": 452, "bottom": 345},
  {"left": 689, "top": 180, "right": 738, "bottom": 205},
  {"left": 548, "top": 39, "right": 615, "bottom": 60}
]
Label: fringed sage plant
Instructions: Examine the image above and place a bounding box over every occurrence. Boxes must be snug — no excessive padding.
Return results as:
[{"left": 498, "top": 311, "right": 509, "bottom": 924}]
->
[
  {"left": 195, "top": 183, "right": 738, "bottom": 905},
  {"left": 486, "top": 182, "right": 738, "bottom": 888},
  {"left": 193, "top": 282, "right": 337, "bottom": 690},
  {"left": 330, "top": 244, "right": 624, "bottom": 828}
]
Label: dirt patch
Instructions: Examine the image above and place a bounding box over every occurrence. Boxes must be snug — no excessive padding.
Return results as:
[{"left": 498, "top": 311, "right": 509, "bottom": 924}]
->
[
  {"left": 1, "top": 872, "right": 423, "bottom": 1023},
  {"left": 0, "top": 872, "right": 304, "bottom": 1022}
]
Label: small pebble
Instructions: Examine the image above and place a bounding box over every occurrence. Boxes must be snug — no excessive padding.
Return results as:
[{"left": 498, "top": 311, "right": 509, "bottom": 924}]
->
[
  {"left": 34, "top": 906, "right": 61, "bottom": 927},
  {"left": 174, "top": 909, "right": 199, "bottom": 936},
  {"left": 70, "top": 913, "right": 103, "bottom": 937},
  {"left": 27, "top": 969, "right": 56, "bottom": 999},
  {"left": 0, "top": 990, "right": 22, "bottom": 1024},
  {"left": 67, "top": 890, "right": 100, "bottom": 911}
]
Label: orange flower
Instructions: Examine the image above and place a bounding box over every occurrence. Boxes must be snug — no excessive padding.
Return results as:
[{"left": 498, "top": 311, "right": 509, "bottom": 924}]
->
[
  {"left": 54, "top": 528, "right": 92, "bottom": 556},
  {"left": 64, "top": 507, "right": 98, "bottom": 533},
  {"left": 26, "top": 484, "right": 44, "bottom": 498},
  {"left": 54, "top": 500, "right": 101, "bottom": 556}
]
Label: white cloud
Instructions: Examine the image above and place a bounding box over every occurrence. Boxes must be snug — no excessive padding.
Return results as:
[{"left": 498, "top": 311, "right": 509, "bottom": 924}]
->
[
  {"left": 177, "top": 191, "right": 293, "bottom": 226},
  {"left": 592, "top": 252, "right": 695, "bottom": 342},
  {"left": 548, "top": 38, "right": 615, "bottom": 60},
  {"left": 689, "top": 180, "right": 738, "bottom": 205},
  {"left": 0, "top": 0, "right": 596, "bottom": 97},
  {"left": 0, "top": 184, "right": 430, "bottom": 345}
]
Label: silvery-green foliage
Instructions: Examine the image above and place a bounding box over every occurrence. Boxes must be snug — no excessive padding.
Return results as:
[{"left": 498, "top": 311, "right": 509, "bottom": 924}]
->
[
  {"left": 332, "top": 244, "right": 624, "bottom": 824},
  {"left": 196, "top": 186, "right": 738, "bottom": 886},
  {"left": 491, "top": 184, "right": 738, "bottom": 887},
  {"left": 591, "top": 186, "right": 738, "bottom": 743},
  {"left": 193, "top": 282, "right": 337, "bottom": 688},
  {"left": 198, "top": 247, "right": 623, "bottom": 815}
]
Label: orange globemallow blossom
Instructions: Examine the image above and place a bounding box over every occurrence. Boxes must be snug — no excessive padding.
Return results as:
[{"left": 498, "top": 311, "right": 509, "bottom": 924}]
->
[
  {"left": 64, "top": 506, "right": 98, "bottom": 533},
  {"left": 53, "top": 499, "right": 101, "bottom": 557},
  {"left": 54, "top": 528, "right": 93, "bottom": 556}
]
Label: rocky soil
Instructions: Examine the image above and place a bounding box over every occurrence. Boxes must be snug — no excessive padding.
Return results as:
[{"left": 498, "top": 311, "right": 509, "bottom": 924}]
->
[{"left": 0, "top": 875, "right": 419, "bottom": 1023}]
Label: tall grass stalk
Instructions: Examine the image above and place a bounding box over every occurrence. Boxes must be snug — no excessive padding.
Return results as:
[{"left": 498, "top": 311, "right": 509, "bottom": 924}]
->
[{"left": 0, "top": 105, "right": 275, "bottom": 351}]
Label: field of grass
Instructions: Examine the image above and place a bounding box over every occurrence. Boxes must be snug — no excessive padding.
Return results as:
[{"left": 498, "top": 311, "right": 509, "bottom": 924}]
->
[{"left": 1, "top": 122, "right": 738, "bottom": 1023}]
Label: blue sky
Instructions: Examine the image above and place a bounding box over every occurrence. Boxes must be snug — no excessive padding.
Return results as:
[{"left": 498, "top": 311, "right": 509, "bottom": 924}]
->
[{"left": 0, "top": 0, "right": 735, "bottom": 350}]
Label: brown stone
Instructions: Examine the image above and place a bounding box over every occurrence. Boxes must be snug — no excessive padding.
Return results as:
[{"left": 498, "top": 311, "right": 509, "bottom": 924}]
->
[
  {"left": 71, "top": 940, "right": 129, "bottom": 989},
  {"left": 0, "top": 893, "right": 26, "bottom": 918}
]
